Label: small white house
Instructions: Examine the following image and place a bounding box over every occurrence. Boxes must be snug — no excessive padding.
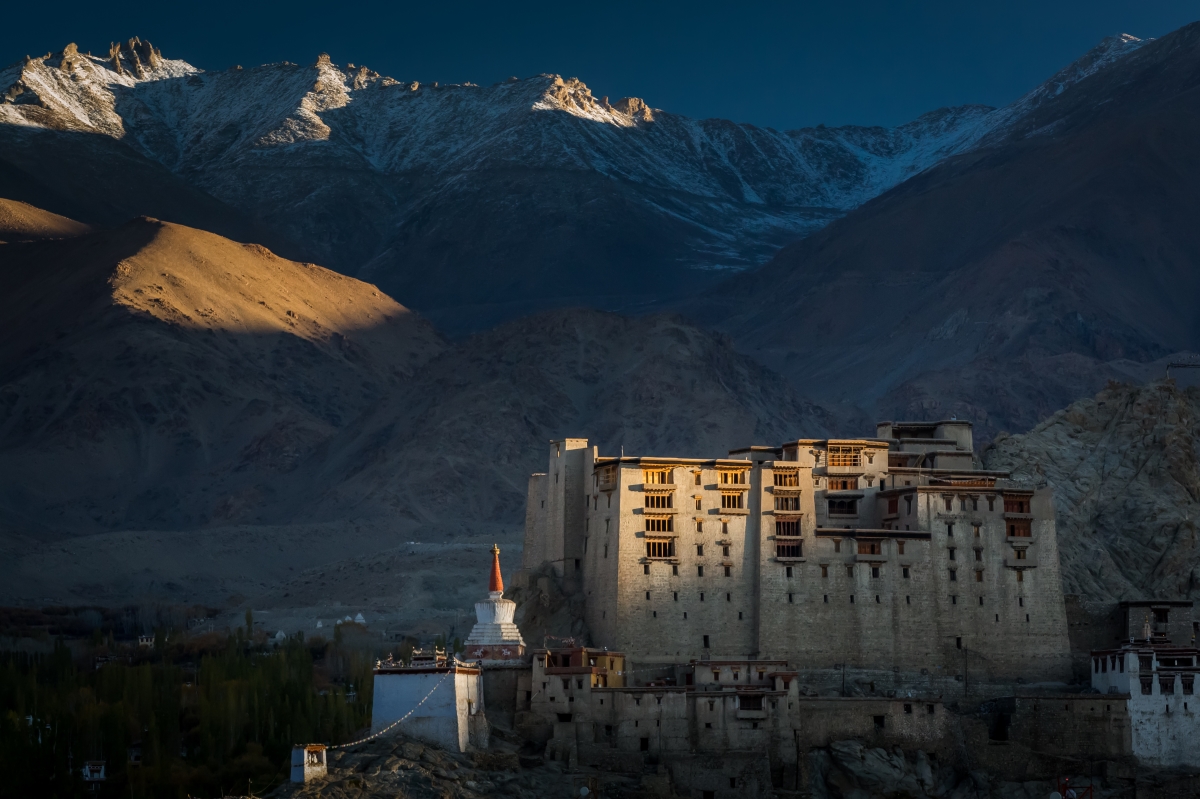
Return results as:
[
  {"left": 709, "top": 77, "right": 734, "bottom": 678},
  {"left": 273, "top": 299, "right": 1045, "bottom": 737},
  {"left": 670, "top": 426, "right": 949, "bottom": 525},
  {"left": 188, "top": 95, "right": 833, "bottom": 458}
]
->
[
  {"left": 290, "top": 744, "right": 327, "bottom": 783},
  {"left": 371, "top": 649, "right": 488, "bottom": 752}
]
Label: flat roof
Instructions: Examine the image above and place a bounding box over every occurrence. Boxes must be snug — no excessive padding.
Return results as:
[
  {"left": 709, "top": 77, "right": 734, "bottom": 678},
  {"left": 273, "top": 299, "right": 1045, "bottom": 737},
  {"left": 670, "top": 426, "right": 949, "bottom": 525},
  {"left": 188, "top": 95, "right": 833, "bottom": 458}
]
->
[{"left": 880, "top": 420, "right": 973, "bottom": 426}]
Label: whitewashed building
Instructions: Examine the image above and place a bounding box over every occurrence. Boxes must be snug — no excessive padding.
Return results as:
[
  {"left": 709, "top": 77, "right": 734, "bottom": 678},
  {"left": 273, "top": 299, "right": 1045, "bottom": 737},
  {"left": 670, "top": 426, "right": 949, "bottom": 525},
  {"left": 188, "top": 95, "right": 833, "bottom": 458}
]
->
[
  {"left": 1091, "top": 629, "right": 1200, "bottom": 767},
  {"left": 290, "top": 744, "right": 327, "bottom": 783}
]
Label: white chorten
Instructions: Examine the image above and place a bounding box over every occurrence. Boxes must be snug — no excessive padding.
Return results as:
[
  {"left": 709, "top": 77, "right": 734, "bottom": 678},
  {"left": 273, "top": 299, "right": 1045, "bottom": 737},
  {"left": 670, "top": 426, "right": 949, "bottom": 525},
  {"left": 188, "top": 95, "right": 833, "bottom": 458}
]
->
[{"left": 464, "top": 545, "right": 526, "bottom": 661}]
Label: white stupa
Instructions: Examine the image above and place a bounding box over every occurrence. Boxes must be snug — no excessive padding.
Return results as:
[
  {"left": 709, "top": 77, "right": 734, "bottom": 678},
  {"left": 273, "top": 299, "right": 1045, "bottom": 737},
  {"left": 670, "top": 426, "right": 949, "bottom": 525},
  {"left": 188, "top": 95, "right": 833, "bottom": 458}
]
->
[{"left": 463, "top": 545, "right": 526, "bottom": 661}]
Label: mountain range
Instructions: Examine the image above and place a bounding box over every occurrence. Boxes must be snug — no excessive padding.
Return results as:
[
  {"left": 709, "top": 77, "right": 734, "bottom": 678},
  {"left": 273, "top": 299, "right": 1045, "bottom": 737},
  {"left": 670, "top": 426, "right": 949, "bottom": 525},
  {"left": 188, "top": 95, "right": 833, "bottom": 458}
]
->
[
  {"left": 0, "top": 33, "right": 1145, "bottom": 333},
  {"left": 702, "top": 22, "right": 1200, "bottom": 440},
  {"left": 1, "top": 22, "right": 1199, "bottom": 611}
]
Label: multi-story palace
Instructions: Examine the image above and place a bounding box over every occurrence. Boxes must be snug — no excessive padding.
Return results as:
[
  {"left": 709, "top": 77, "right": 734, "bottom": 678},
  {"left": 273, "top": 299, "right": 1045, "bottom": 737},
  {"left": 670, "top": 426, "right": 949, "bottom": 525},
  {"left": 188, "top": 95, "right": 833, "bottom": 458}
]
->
[{"left": 522, "top": 419, "right": 1072, "bottom": 684}]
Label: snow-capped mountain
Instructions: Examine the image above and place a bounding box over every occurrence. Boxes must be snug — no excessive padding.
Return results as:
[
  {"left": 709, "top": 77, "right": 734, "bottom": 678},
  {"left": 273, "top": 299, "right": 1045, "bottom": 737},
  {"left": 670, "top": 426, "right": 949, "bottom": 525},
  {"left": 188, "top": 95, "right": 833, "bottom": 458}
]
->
[{"left": 0, "top": 34, "right": 1149, "bottom": 330}]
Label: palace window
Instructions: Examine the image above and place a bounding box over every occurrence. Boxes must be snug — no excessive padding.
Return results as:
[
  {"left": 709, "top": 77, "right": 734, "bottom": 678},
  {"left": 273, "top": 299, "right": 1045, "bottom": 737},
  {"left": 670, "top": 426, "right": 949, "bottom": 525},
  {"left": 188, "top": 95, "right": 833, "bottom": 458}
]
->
[
  {"left": 975, "top": 571, "right": 983, "bottom": 583},
  {"left": 722, "top": 546, "right": 730, "bottom": 557},
  {"left": 719, "top": 471, "right": 748, "bottom": 485},
  {"left": 645, "top": 493, "right": 673, "bottom": 509},
  {"left": 774, "top": 471, "right": 800, "bottom": 487},
  {"left": 775, "top": 495, "right": 801, "bottom": 511},
  {"left": 828, "top": 498, "right": 858, "bottom": 515},
  {"left": 1014, "top": 549, "right": 1027, "bottom": 560},
  {"left": 828, "top": 446, "right": 861, "bottom": 467},
  {"left": 776, "top": 541, "right": 802, "bottom": 558},
  {"left": 695, "top": 471, "right": 702, "bottom": 485},
  {"left": 696, "top": 544, "right": 704, "bottom": 557},
  {"left": 887, "top": 498, "right": 898, "bottom": 514},
  {"left": 1009, "top": 521, "right": 1032, "bottom": 538},
  {"left": 695, "top": 497, "right": 702, "bottom": 510},
  {"left": 897, "top": 541, "right": 905, "bottom": 555},
  {"left": 776, "top": 519, "right": 800, "bottom": 536},
  {"left": 829, "top": 477, "right": 857, "bottom": 491},
  {"left": 696, "top": 521, "right": 703, "bottom": 533},
  {"left": 721, "top": 493, "right": 744, "bottom": 509},
  {"left": 858, "top": 541, "right": 880, "bottom": 555},
  {"left": 644, "top": 469, "right": 673, "bottom": 485},
  {"left": 646, "top": 538, "right": 675, "bottom": 558},
  {"left": 975, "top": 549, "right": 982, "bottom": 561},
  {"left": 646, "top": 517, "right": 674, "bottom": 533},
  {"left": 944, "top": 496, "right": 953, "bottom": 512},
  {"left": 1004, "top": 497, "right": 1029, "bottom": 513},
  {"left": 821, "top": 565, "right": 828, "bottom": 578}
]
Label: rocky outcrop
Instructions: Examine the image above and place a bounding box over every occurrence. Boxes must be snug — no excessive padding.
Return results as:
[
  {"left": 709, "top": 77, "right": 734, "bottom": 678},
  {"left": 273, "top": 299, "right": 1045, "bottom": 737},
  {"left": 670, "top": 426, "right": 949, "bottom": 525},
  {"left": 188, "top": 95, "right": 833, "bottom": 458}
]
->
[
  {"left": 983, "top": 381, "right": 1200, "bottom": 601},
  {"left": 610, "top": 96, "right": 653, "bottom": 122}
]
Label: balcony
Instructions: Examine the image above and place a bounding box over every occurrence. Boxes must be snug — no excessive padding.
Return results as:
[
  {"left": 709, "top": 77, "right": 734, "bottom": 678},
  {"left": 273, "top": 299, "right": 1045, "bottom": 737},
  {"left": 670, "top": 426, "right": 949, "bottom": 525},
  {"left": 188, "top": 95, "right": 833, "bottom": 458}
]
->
[
  {"left": 856, "top": 552, "right": 890, "bottom": 564},
  {"left": 1006, "top": 534, "right": 1035, "bottom": 544},
  {"left": 826, "top": 464, "right": 865, "bottom": 476},
  {"left": 1005, "top": 555, "right": 1039, "bottom": 569}
]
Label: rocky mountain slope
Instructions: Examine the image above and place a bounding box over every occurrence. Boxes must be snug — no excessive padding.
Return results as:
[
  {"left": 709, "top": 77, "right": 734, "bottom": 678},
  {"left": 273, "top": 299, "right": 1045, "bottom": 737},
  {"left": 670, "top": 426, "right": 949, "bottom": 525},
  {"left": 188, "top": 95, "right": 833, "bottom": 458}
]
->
[
  {"left": 0, "top": 34, "right": 1148, "bottom": 332},
  {"left": 0, "top": 207, "right": 839, "bottom": 615},
  {"left": 297, "top": 308, "right": 838, "bottom": 527},
  {"left": 0, "top": 215, "right": 443, "bottom": 534},
  {"left": 983, "top": 381, "right": 1200, "bottom": 602},
  {"left": 0, "top": 213, "right": 838, "bottom": 537},
  {"left": 700, "top": 22, "right": 1200, "bottom": 443},
  {"left": 0, "top": 196, "right": 90, "bottom": 241}
]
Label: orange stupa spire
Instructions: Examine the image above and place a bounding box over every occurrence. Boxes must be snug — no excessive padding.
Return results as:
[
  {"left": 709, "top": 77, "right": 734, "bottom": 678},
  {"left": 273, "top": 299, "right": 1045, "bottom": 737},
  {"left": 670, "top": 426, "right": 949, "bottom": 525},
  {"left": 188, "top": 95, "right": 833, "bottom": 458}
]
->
[{"left": 489, "top": 544, "right": 504, "bottom": 594}]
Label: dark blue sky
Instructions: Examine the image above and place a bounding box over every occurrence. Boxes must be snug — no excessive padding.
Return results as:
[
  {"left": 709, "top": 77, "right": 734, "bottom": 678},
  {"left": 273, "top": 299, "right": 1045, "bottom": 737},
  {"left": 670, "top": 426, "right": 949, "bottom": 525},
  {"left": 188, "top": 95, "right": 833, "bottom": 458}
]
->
[{"left": 4, "top": 1, "right": 1196, "bottom": 130}]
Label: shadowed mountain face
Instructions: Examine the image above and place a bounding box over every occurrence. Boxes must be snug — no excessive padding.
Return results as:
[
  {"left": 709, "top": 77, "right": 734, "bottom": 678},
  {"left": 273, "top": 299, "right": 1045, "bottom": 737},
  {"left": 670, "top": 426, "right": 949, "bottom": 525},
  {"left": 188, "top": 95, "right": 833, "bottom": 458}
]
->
[
  {"left": 0, "top": 218, "right": 444, "bottom": 534},
  {"left": 0, "top": 213, "right": 839, "bottom": 540},
  {"left": 701, "top": 22, "right": 1200, "bottom": 443},
  {"left": 297, "top": 309, "right": 840, "bottom": 527},
  {"left": 983, "top": 381, "right": 1200, "bottom": 601},
  {"left": 0, "top": 35, "right": 1150, "bottom": 333}
]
